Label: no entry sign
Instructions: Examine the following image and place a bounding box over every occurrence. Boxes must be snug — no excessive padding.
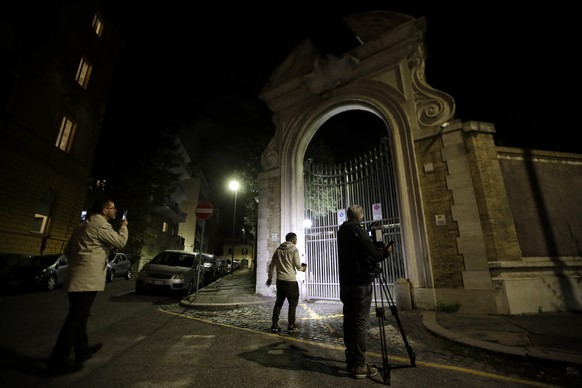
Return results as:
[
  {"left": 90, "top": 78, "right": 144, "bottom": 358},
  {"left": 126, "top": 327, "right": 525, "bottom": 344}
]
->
[{"left": 195, "top": 202, "right": 214, "bottom": 220}]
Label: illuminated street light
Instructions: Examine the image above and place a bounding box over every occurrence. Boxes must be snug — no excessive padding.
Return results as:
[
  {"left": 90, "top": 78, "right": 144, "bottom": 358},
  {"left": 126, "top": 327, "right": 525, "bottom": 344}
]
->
[
  {"left": 229, "top": 180, "right": 240, "bottom": 276},
  {"left": 242, "top": 228, "right": 246, "bottom": 260}
]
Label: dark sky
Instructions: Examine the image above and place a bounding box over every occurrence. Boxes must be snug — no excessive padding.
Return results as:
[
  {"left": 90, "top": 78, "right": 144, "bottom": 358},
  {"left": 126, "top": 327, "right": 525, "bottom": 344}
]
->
[{"left": 99, "top": 2, "right": 576, "bottom": 199}]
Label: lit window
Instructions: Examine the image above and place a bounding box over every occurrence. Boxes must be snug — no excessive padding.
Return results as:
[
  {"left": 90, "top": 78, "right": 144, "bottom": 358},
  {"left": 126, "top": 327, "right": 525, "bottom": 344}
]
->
[
  {"left": 32, "top": 190, "right": 55, "bottom": 233},
  {"left": 75, "top": 57, "right": 93, "bottom": 89},
  {"left": 92, "top": 13, "right": 104, "bottom": 37},
  {"left": 162, "top": 222, "right": 168, "bottom": 232},
  {"left": 55, "top": 115, "right": 77, "bottom": 153}
]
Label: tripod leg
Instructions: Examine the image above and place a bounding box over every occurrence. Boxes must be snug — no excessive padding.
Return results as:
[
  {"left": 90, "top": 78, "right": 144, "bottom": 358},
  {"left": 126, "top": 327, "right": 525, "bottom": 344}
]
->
[
  {"left": 376, "top": 310, "right": 391, "bottom": 384},
  {"left": 380, "top": 271, "right": 416, "bottom": 367},
  {"left": 389, "top": 305, "right": 417, "bottom": 367},
  {"left": 373, "top": 275, "right": 391, "bottom": 385}
]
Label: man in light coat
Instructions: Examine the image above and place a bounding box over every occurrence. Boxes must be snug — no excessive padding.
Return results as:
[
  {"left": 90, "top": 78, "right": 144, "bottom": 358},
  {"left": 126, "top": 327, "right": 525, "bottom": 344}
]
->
[
  {"left": 266, "top": 232, "right": 306, "bottom": 334},
  {"left": 45, "top": 198, "right": 128, "bottom": 376}
]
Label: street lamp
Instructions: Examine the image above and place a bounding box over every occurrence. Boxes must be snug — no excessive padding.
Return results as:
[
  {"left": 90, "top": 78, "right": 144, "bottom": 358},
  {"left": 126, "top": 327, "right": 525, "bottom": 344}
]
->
[
  {"left": 229, "top": 180, "right": 239, "bottom": 276},
  {"left": 242, "top": 228, "right": 246, "bottom": 260}
]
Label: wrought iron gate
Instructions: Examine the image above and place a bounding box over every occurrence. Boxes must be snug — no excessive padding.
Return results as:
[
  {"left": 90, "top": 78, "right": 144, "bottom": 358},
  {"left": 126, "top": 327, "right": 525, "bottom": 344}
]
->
[{"left": 303, "top": 140, "right": 405, "bottom": 300}]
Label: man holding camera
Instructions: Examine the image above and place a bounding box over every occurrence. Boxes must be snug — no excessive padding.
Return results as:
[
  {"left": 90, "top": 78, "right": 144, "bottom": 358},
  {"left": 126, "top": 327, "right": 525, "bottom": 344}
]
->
[
  {"left": 337, "top": 205, "right": 393, "bottom": 379},
  {"left": 45, "top": 198, "right": 128, "bottom": 377}
]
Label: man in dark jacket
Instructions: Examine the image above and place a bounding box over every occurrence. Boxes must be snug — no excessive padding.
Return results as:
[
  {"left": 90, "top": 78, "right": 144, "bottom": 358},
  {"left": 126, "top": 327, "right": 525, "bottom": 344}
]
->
[{"left": 337, "top": 205, "right": 393, "bottom": 379}]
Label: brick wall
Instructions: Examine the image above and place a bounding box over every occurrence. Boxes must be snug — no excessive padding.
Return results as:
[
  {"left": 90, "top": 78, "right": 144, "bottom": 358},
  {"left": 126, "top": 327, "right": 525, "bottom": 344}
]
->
[{"left": 415, "top": 132, "right": 463, "bottom": 288}]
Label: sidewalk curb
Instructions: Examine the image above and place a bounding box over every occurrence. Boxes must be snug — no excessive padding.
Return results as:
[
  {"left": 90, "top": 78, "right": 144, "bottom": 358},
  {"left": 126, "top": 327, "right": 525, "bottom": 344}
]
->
[
  {"left": 422, "top": 311, "right": 582, "bottom": 367},
  {"left": 423, "top": 311, "right": 527, "bottom": 357},
  {"left": 179, "top": 300, "right": 266, "bottom": 311}
]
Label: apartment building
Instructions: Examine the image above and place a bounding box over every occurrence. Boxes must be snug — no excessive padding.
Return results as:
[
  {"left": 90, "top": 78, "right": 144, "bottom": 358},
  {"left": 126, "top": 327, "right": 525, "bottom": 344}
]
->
[{"left": 0, "top": 1, "right": 123, "bottom": 255}]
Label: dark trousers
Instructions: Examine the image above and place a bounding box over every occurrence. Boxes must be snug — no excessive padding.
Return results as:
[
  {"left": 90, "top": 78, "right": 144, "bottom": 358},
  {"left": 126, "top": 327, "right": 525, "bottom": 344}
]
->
[
  {"left": 271, "top": 279, "right": 299, "bottom": 327},
  {"left": 47, "top": 291, "right": 97, "bottom": 366},
  {"left": 340, "top": 283, "right": 372, "bottom": 367}
]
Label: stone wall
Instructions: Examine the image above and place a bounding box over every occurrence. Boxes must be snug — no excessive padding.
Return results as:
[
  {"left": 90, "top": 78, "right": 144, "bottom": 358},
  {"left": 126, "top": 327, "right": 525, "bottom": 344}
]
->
[
  {"left": 256, "top": 169, "right": 282, "bottom": 297},
  {"left": 498, "top": 148, "right": 582, "bottom": 258},
  {"left": 492, "top": 148, "right": 582, "bottom": 313}
]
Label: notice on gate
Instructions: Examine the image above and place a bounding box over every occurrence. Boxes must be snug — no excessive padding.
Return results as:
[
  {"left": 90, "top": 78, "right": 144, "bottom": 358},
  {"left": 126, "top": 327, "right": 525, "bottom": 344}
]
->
[
  {"left": 337, "top": 209, "right": 346, "bottom": 224},
  {"left": 372, "top": 203, "right": 383, "bottom": 220}
]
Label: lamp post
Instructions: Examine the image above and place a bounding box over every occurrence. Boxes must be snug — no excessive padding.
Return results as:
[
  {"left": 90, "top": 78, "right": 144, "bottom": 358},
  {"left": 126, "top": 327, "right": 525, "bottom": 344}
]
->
[
  {"left": 229, "top": 180, "right": 239, "bottom": 276},
  {"left": 242, "top": 228, "right": 246, "bottom": 260}
]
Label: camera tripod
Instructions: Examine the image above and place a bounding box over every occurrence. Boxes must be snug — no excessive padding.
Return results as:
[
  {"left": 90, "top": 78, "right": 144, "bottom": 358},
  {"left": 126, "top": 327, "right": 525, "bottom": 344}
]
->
[{"left": 371, "top": 265, "right": 416, "bottom": 385}]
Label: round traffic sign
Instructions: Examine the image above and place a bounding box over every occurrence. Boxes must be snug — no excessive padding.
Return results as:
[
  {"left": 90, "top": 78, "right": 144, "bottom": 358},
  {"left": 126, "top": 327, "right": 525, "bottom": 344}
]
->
[{"left": 195, "top": 202, "right": 214, "bottom": 220}]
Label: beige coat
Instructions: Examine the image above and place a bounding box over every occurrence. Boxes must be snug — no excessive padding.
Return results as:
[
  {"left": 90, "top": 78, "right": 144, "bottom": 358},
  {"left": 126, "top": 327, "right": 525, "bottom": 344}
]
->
[
  {"left": 63, "top": 214, "right": 128, "bottom": 292},
  {"left": 267, "top": 241, "right": 302, "bottom": 282}
]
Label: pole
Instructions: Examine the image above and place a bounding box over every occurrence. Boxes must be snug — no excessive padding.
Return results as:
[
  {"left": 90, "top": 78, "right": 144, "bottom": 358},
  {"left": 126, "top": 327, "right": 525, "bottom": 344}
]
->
[
  {"left": 230, "top": 188, "right": 237, "bottom": 276},
  {"left": 242, "top": 228, "right": 246, "bottom": 260},
  {"left": 194, "top": 220, "right": 205, "bottom": 296}
]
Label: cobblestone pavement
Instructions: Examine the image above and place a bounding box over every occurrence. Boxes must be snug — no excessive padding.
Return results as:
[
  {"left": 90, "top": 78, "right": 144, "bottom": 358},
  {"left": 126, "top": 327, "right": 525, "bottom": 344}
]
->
[{"left": 158, "top": 298, "right": 581, "bottom": 387}]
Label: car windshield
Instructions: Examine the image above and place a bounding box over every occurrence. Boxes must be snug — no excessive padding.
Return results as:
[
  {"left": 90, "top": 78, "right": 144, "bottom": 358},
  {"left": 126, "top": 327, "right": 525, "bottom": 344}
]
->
[{"left": 150, "top": 252, "right": 196, "bottom": 267}]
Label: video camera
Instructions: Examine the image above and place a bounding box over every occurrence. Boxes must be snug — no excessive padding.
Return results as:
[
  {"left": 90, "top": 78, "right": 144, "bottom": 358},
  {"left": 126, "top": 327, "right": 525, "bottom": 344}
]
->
[{"left": 369, "top": 221, "right": 385, "bottom": 251}]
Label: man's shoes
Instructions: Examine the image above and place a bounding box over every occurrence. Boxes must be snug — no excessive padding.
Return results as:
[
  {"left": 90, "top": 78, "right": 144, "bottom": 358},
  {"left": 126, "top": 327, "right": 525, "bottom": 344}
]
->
[
  {"left": 270, "top": 325, "right": 281, "bottom": 333},
  {"left": 75, "top": 343, "right": 103, "bottom": 364},
  {"left": 287, "top": 324, "right": 301, "bottom": 333},
  {"left": 43, "top": 362, "right": 83, "bottom": 377},
  {"left": 351, "top": 363, "right": 378, "bottom": 379}
]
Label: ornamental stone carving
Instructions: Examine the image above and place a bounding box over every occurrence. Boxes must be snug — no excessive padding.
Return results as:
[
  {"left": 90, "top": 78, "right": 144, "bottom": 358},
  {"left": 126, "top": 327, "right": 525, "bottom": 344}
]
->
[
  {"left": 408, "top": 48, "right": 455, "bottom": 128},
  {"left": 303, "top": 53, "right": 360, "bottom": 94}
]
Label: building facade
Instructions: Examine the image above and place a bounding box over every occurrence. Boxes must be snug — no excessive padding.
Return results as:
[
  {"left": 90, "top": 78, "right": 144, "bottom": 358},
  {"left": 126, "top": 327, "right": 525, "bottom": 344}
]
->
[
  {"left": 255, "top": 10, "right": 582, "bottom": 314},
  {"left": 0, "top": 1, "right": 122, "bottom": 255}
]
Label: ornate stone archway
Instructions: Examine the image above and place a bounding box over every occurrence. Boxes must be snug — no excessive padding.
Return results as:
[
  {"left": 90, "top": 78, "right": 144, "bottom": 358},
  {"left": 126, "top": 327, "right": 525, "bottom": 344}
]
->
[{"left": 255, "top": 10, "right": 521, "bottom": 314}]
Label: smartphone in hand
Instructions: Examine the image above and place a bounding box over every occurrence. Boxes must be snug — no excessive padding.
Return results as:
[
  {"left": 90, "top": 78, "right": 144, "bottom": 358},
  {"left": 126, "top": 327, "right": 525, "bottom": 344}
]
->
[{"left": 122, "top": 210, "right": 128, "bottom": 220}]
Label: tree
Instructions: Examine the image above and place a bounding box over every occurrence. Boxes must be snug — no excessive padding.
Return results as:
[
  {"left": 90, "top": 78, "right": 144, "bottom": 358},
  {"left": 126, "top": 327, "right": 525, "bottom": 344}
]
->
[
  {"left": 304, "top": 138, "right": 340, "bottom": 220},
  {"left": 90, "top": 126, "right": 185, "bottom": 261}
]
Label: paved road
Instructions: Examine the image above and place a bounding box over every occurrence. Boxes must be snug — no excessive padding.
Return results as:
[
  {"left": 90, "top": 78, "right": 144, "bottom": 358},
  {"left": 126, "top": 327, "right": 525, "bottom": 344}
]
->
[
  {"left": 162, "top": 298, "right": 580, "bottom": 387},
  {"left": 1, "top": 280, "right": 580, "bottom": 387}
]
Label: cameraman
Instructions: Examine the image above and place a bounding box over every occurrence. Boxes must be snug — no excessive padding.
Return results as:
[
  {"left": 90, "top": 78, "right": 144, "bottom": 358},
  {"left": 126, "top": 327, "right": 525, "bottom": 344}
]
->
[{"left": 337, "top": 205, "right": 393, "bottom": 379}]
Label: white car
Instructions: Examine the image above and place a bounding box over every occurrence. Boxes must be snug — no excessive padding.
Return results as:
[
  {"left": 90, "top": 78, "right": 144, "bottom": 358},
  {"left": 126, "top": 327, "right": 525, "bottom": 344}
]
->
[
  {"left": 135, "top": 250, "right": 204, "bottom": 295},
  {"left": 106, "top": 252, "right": 132, "bottom": 282}
]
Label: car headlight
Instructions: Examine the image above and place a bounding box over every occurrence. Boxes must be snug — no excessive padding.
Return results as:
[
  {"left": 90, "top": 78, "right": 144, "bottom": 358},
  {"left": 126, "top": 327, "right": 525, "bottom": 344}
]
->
[{"left": 173, "top": 273, "right": 185, "bottom": 280}]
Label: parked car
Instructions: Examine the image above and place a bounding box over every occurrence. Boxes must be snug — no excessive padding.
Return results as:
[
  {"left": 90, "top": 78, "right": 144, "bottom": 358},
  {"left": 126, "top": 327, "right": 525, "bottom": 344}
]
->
[
  {"left": 0, "top": 253, "right": 68, "bottom": 291},
  {"left": 225, "top": 259, "right": 232, "bottom": 273},
  {"left": 216, "top": 257, "right": 229, "bottom": 277},
  {"left": 106, "top": 252, "right": 132, "bottom": 282},
  {"left": 135, "top": 250, "right": 204, "bottom": 295},
  {"left": 201, "top": 253, "right": 219, "bottom": 284}
]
